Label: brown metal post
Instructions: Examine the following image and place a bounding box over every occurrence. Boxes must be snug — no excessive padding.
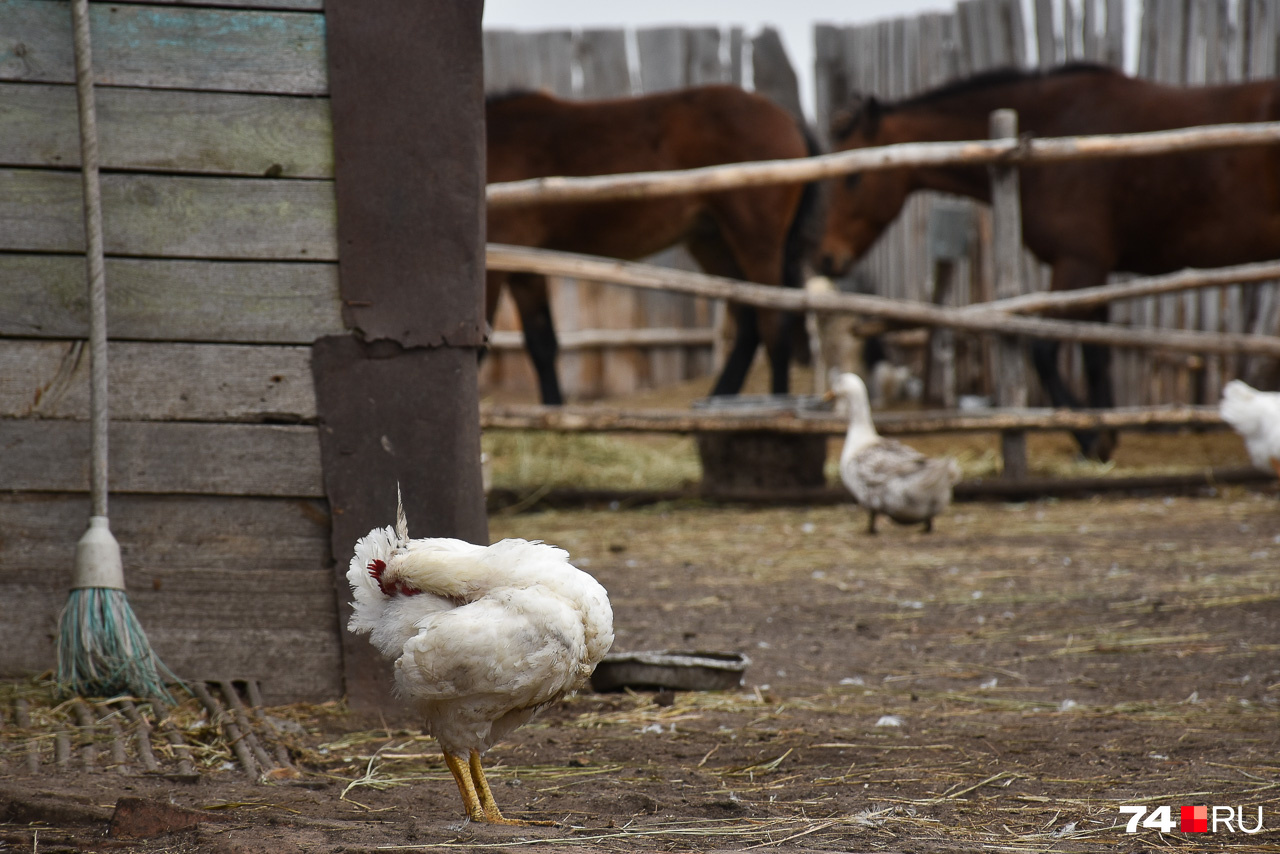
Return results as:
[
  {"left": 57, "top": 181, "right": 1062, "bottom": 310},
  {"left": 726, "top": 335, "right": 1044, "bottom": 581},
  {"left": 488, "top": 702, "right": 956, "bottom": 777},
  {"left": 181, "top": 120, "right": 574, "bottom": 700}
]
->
[
  {"left": 989, "top": 109, "right": 1029, "bottom": 479},
  {"left": 317, "top": 0, "right": 488, "bottom": 712}
]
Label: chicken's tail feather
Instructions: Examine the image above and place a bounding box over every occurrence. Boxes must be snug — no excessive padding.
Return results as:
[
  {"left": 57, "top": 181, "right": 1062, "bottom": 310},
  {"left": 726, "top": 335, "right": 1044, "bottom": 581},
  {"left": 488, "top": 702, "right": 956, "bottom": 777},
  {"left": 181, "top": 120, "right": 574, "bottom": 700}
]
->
[{"left": 395, "top": 482, "right": 408, "bottom": 546}]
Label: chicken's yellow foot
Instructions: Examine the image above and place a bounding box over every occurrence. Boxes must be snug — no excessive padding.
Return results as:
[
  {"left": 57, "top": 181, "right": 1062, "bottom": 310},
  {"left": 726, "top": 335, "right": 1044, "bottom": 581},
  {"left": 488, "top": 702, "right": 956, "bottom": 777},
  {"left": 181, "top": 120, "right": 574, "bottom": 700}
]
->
[
  {"left": 444, "top": 752, "right": 486, "bottom": 823},
  {"left": 469, "top": 750, "right": 557, "bottom": 827}
]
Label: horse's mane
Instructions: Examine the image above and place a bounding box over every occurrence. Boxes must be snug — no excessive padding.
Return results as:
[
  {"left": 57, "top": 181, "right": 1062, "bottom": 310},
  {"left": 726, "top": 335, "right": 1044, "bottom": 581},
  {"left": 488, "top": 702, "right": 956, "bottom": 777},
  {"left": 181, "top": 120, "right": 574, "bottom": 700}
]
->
[
  {"left": 833, "top": 62, "right": 1118, "bottom": 140},
  {"left": 898, "top": 62, "right": 1114, "bottom": 109}
]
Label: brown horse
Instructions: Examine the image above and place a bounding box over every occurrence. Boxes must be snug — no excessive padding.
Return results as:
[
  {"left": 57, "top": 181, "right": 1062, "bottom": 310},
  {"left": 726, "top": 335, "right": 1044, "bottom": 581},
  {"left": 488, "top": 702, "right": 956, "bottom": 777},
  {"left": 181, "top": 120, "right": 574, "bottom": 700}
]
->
[
  {"left": 819, "top": 63, "right": 1280, "bottom": 460},
  {"left": 487, "top": 85, "right": 820, "bottom": 404}
]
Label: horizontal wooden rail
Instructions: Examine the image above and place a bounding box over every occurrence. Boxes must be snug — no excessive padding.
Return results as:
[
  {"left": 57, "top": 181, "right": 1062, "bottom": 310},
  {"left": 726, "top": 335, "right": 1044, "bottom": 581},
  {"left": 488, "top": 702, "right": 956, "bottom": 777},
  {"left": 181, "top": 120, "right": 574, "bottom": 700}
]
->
[
  {"left": 480, "top": 403, "right": 1226, "bottom": 436},
  {"left": 486, "top": 121, "right": 1280, "bottom": 207},
  {"left": 487, "top": 244, "right": 1280, "bottom": 356},
  {"left": 970, "top": 259, "right": 1280, "bottom": 316},
  {"left": 488, "top": 326, "right": 715, "bottom": 350}
]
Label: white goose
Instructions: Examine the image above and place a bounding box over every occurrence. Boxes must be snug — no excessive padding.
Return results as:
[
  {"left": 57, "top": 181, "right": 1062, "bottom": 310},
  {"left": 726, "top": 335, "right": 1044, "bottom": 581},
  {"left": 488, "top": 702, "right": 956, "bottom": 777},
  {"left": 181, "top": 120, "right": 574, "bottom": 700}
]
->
[{"left": 827, "top": 372, "right": 962, "bottom": 534}]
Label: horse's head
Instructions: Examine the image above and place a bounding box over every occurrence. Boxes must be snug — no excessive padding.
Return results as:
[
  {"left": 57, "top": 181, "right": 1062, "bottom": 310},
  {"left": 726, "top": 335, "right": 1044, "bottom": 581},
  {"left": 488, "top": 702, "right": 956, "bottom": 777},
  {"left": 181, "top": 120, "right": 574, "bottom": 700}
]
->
[{"left": 818, "top": 94, "right": 912, "bottom": 278}]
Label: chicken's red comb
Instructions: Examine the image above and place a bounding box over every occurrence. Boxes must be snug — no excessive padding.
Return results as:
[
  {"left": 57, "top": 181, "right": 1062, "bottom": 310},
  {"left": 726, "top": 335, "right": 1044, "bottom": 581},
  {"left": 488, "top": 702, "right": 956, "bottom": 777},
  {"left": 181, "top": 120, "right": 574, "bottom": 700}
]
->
[{"left": 368, "top": 559, "right": 387, "bottom": 580}]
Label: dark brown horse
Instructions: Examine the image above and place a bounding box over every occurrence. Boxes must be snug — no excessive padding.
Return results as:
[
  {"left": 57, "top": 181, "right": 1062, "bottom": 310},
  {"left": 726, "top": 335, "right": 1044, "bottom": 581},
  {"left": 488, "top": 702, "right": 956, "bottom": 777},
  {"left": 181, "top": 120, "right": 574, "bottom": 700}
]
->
[
  {"left": 819, "top": 63, "right": 1280, "bottom": 460},
  {"left": 487, "top": 85, "right": 819, "bottom": 404}
]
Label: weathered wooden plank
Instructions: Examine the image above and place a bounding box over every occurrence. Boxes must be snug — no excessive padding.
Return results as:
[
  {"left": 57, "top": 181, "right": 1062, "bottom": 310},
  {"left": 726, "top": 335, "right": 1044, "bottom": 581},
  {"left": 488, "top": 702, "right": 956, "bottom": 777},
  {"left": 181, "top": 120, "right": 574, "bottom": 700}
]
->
[
  {"left": 0, "top": 340, "right": 316, "bottom": 422},
  {"left": 0, "top": 83, "right": 332, "bottom": 177},
  {"left": 636, "top": 27, "right": 685, "bottom": 94},
  {"left": 752, "top": 27, "right": 804, "bottom": 121},
  {"left": 576, "top": 29, "right": 631, "bottom": 98},
  {"left": 0, "top": 589, "right": 341, "bottom": 703},
  {"left": 532, "top": 30, "right": 575, "bottom": 97},
  {"left": 0, "top": 493, "right": 330, "bottom": 572},
  {"left": 0, "top": 0, "right": 327, "bottom": 95},
  {"left": 0, "top": 255, "right": 341, "bottom": 342},
  {"left": 151, "top": 0, "right": 323, "bottom": 9},
  {"left": 481, "top": 403, "right": 1227, "bottom": 436},
  {"left": 685, "top": 27, "right": 724, "bottom": 85},
  {"left": 0, "top": 169, "right": 337, "bottom": 259},
  {"left": 0, "top": 420, "right": 324, "bottom": 496}
]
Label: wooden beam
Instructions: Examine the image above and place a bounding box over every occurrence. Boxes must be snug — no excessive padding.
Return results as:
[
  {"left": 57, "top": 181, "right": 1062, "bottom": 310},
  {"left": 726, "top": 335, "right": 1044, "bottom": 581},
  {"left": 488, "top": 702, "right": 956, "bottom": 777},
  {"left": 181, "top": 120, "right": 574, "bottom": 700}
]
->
[
  {"left": 487, "top": 244, "right": 1280, "bottom": 356},
  {"left": 480, "top": 403, "right": 1226, "bottom": 436},
  {"left": 972, "top": 259, "right": 1280, "bottom": 316},
  {"left": 487, "top": 121, "right": 1280, "bottom": 207}
]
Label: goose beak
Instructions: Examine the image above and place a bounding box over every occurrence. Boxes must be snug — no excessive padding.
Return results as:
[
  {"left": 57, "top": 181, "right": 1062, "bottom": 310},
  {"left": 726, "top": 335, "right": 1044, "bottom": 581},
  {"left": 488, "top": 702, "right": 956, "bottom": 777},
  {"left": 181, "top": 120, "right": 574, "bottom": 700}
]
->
[{"left": 822, "top": 389, "right": 836, "bottom": 403}]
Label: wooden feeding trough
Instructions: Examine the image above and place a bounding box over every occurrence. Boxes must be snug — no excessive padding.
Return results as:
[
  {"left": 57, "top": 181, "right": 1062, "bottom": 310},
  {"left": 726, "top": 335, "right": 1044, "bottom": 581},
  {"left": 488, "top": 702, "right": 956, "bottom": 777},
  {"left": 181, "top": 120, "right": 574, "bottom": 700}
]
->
[{"left": 692, "top": 395, "right": 829, "bottom": 496}]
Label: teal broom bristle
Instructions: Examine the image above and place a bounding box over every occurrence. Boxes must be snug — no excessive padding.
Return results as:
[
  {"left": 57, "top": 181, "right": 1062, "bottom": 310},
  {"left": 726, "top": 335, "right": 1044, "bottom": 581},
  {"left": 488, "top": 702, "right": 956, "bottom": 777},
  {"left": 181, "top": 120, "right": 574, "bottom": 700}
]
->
[{"left": 57, "top": 587, "right": 180, "bottom": 703}]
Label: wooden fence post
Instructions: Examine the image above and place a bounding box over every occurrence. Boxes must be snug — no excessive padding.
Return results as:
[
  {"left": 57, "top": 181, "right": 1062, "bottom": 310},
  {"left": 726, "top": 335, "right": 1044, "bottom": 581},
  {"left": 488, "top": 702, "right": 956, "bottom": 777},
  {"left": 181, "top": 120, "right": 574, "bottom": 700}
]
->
[{"left": 989, "top": 108, "right": 1029, "bottom": 479}]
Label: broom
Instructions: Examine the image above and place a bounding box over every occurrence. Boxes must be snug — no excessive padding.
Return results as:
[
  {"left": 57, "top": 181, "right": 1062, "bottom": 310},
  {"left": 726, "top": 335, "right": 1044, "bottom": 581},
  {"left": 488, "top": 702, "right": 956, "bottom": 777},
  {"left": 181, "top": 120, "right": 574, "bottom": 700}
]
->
[{"left": 56, "top": 0, "right": 179, "bottom": 702}]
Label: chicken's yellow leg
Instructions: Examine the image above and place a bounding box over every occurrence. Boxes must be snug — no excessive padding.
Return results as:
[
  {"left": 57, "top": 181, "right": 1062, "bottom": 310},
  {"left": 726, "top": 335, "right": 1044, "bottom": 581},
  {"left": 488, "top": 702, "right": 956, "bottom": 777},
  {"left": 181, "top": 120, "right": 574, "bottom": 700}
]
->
[
  {"left": 1271, "top": 457, "right": 1280, "bottom": 479},
  {"left": 444, "top": 752, "right": 486, "bottom": 822},
  {"left": 469, "top": 751, "right": 557, "bottom": 827}
]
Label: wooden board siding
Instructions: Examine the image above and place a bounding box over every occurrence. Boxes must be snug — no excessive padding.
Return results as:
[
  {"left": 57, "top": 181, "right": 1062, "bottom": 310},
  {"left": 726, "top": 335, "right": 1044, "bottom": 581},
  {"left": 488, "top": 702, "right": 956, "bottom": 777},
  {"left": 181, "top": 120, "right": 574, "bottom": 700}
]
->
[
  {"left": 0, "top": 420, "right": 324, "bottom": 496},
  {"left": 0, "top": 170, "right": 337, "bottom": 260},
  {"left": 0, "top": 340, "right": 316, "bottom": 422},
  {"left": 0, "top": 83, "right": 332, "bottom": 178},
  {"left": 0, "top": 1, "right": 327, "bottom": 94},
  {"left": 0, "top": 493, "right": 339, "bottom": 702},
  {"left": 0, "top": 256, "right": 341, "bottom": 343}
]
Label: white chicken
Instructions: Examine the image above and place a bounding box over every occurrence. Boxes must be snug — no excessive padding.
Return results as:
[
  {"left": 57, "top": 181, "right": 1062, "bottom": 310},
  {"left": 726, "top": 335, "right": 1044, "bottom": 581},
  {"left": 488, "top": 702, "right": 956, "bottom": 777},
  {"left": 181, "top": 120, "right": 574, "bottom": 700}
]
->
[
  {"left": 1220, "top": 379, "right": 1280, "bottom": 477},
  {"left": 346, "top": 490, "right": 613, "bottom": 825},
  {"left": 827, "top": 372, "right": 962, "bottom": 534}
]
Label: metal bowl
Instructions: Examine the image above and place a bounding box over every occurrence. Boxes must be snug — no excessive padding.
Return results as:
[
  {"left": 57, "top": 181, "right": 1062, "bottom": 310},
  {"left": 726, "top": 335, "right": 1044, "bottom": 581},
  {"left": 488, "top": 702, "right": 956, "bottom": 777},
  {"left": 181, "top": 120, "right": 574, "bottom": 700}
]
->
[{"left": 589, "top": 650, "right": 750, "bottom": 693}]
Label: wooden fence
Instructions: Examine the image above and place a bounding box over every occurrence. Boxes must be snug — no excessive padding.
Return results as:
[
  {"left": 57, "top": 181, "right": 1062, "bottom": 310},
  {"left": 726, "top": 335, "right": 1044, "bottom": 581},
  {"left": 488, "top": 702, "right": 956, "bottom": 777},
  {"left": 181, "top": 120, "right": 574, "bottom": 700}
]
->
[
  {"left": 814, "top": 0, "right": 1280, "bottom": 407},
  {"left": 482, "top": 2, "right": 1280, "bottom": 405},
  {"left": 0, "top": 0, "right": 341, "bottom": 702},
  {"left": 479, "top": 25, "right": 804, "bottom": 401}
]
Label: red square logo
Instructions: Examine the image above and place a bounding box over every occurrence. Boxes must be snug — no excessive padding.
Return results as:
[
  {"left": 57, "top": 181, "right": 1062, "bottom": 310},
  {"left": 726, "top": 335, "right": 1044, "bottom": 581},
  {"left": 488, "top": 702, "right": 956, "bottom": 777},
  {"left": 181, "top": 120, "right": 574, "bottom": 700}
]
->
[{"left": 1181, "top": 805, "right": 1208, "bottom": 833}]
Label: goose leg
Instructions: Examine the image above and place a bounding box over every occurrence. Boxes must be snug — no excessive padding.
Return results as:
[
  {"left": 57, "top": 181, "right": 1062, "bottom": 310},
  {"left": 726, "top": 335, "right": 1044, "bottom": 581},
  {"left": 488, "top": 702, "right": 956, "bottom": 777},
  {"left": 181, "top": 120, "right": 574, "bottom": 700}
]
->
[
  {"left": 866, "top": 510, "right": 878, "bottom": 535},
  {"left": 923, "top": 517, "right": 933, "bottom": 534},
  {"left": 469, "top": 750, "right": 556, "bottom": 826}
]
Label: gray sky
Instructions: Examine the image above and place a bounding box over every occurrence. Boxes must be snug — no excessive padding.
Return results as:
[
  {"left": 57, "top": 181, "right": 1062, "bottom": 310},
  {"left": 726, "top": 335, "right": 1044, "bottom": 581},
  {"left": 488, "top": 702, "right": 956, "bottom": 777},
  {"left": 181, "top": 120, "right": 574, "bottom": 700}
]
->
[{"left": 482, "top": 0, "right": 955, "bottom": 118}]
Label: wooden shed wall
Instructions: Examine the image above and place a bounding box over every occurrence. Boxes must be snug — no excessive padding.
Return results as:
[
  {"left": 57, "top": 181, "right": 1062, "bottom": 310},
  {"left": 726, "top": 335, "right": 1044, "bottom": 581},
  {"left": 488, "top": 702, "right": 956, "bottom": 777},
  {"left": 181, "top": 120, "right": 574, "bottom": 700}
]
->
[{"left": 0, "top": 0, "right": 342, "bottom": 704}]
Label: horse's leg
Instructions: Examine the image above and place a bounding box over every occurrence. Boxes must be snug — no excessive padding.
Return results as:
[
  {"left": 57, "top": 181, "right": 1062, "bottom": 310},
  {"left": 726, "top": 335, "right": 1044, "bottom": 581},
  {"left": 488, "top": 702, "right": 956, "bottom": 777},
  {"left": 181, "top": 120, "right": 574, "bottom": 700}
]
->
[
  {"left": 756, "top": 309, "right": 796, "bottom": 395},
  {"left": 1081, "top": 305, "right": 1117, "bottom": 461},
  {"left": 686, "top": 231, "right": 762, "bottom": 397},
  {"left": 1037, "top": 259, "right": 1115, "bottom": 460},
  {"left": 508, "top": 272, "right": 563, "bottom": 405},
  {"left": 710, "top": 304, "right": 761, "bottom": 396}
]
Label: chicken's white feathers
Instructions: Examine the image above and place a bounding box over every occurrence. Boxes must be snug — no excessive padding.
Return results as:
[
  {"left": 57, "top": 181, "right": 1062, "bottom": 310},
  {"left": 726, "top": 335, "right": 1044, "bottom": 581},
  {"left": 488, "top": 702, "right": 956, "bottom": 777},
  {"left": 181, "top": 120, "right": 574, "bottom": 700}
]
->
[
  {"left": 1220, "top": 379, "right": 1280, "bottom": 473},
  {"left": 346, "top": 504, "right": 613, "bottom": 757}
]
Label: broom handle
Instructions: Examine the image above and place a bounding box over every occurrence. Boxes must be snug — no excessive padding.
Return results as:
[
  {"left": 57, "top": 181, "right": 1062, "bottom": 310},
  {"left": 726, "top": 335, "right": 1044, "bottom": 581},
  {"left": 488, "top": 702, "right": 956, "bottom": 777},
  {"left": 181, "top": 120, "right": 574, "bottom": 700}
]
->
[{"left": 71, "top": 0, "right": 109, "bottom": 518}]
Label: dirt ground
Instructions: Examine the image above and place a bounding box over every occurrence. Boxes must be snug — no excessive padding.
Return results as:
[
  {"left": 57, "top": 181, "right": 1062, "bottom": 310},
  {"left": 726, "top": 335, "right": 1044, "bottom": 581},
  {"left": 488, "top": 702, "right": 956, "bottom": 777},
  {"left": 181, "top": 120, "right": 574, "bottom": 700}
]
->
[{"left": 4, "top": 476, "right": 1280, "bottom": 852}]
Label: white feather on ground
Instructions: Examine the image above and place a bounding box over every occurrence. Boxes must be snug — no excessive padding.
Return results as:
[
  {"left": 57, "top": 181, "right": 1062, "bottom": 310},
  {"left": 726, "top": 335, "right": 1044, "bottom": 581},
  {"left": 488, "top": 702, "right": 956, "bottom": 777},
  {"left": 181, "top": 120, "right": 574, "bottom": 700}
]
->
[
  {"left": 1220, "top": 379, "right": 1280, "bottom": 477},
  {"left": 827, "top": 372, "right": 962, "bottom": 534},
  {"left": 346, "top": 491, "right": 613, "bottom": 825}
]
